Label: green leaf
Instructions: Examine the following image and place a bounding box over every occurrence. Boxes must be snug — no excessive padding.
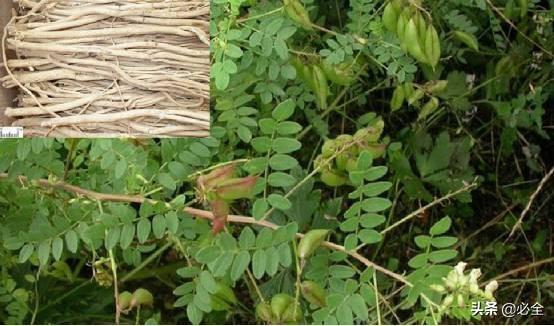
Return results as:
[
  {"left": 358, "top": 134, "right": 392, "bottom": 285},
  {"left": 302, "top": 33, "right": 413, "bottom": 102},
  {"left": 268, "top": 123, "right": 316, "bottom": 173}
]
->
[
  {"left": 38, "top": 240, "right": 51, "bottom": 266},
  {"left": 165, "top": 212, "right": 179, "bottom": 234},
  {"left": 230, "top": 250, "right": 250, "bottom": 281},
  {"left": 361, "top": 182, "right": 392, "bottom": 197},
  {"left": 431, "top": 236, "right": 458, "bottom": 248},
  {"left": 237, "top": 125, "right": 252, "bottom": 143},
  {"left": 278, "top": 243, "right": 292, "bottom": 267},
  {"left": 414, "top": 235, "right": 431, "bottom": 249},
  {"left": 428, "top": 249, "right": 458, "bottom": 263},
  {"left": 344, "top": 234, "right": 358, "bottom": 251},
  {"left": 361, "top": 198, "right": 392, "bottom": 212},
  {"left": 268, "top": 194, "right": 292, "bottom": 210},
  {"left": 336, "top": 303, "right": 354, "bottom": 325},
  {"left": 137, "top": 218, "right": 151, "bottom": 244},
  {"left": 252, "top": 198, "right": 268, "bottom": 220},
  {"left": 276, "top": 121, "right": 302, "bottom": 135},
  {"left": 359, "top": 214, "right": 386, "bottom": 228},
  {"left": 158, "top": 173, "right": 176, "bottom": 191},
  {"left": 114, "top": 159, "right": 127, "bottom": 179},
  {"left": 272, "top": 99, "right": 295, "bottom": 121},
  {"left": 269, "top": 154, "right": 298, "bottom": 170},
  {"left": 196, "top": 246, "right": 221, "bottom": 264},
  {"left": 177, "top": 266, "right": 201, "bottom": 278},
  {"left": 408, "top": 253, "right": 428, "bottom": 268},
  {"left": 364, "top": 166, "right": 388, "bottom": 181},
  {"left": 358, "top": 229, "right": 383, "bottom": 244},
  {"left": 52, "top": 237, "right": 63, "bottom": 261},
  {"left": 105, "top": 226, "right": 120, "bottom": 250},
  {"left": 349, "top": 294, "right": 368, "bottom": 320},
  {"left": 152, "top": 214, "right": 167, "bottom": 239},
  {"left": 272, "top": 138, "right": 302, "bottom": 154},
  {"left": 187, "top": 303, "right": 204, "bottom": 325},
  {"left": 251, "top": 137, "right": 272, "bottom": 153},
  {"left": 199, "top": 271, "right": 218, "bottom": 294},
  {"left": 120, "top": 224, "right": 135, "bottom": 249},
  {"left": 239, "top": 227, "right": 255, "bottom": 249},
  {"left": 357, "top": 151, "right": 374, "bottom": 170},
  {"left": 252, "top": 249, "right": 266, "bottom": 279},
  {"left": 65, "top": 230, "right": 78, "bottom": 253},
  {"left": 268, "top": 172, "right": 296, "bottom": 187},
  {"left": 18, "top": 243, "right": 34, "bottom": 263},
  {"left": 430, "top": 216, "right": 452, "bottom": 236},
  {"left": 265, "top": 247, "right": 280, "bottom": 276},
  {"left": 329, "top": 265, "right": 356, "bottom": 278},
  {"left": 211, "top": 253, "right": 234, "bottom": 277}
]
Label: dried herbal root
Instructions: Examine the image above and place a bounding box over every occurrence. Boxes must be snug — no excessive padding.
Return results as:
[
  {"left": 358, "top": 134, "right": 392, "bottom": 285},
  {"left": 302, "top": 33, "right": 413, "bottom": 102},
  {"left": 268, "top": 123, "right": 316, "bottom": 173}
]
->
[{"left": 1, "top": 0, "right": 210, "bottom": 137}]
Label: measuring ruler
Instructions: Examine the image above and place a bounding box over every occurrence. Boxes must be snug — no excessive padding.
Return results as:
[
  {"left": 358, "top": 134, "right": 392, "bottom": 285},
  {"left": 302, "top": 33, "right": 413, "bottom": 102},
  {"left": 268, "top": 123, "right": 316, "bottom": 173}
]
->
[{"left": 0, "top": 127, "right": 23, "bottom": 138}]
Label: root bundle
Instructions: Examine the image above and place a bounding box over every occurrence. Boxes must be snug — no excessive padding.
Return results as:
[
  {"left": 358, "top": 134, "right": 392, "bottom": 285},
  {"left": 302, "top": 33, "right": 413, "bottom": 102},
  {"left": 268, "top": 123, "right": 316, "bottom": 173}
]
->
[{"left": 1, "top": 0, "right": 210, "bottom": 137}]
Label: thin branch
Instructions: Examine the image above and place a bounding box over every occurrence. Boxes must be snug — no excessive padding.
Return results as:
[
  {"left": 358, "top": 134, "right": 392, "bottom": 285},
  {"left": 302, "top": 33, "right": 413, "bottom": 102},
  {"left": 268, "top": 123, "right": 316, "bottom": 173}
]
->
[
  {"left": 0, "top": 173, "right": 411, "bottom": 287},
  {"left": 380, "top": 180, "right": 479, "bottom": 235},
  {"left": 508, "top": 166, "right": 554, "bottom": 238}
]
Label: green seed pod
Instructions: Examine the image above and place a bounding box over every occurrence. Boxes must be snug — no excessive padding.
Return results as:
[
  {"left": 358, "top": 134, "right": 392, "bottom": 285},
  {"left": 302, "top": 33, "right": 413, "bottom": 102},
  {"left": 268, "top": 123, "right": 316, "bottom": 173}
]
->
[
  {"left": 390, "top": 85, "right": 405, "bottom": 111},
  {"left": 321, "top": 61, "right": 356, "bottom": 86},
  {"left": 402, "top": 82, "right": 415, "bottom": 98},
  {"left": 256, "top": 302, "right": 273, "bottom": 322},
  {"left": 382, "top": 3, "right": 399, "bottom": 32},
  {"left": 335, "top": 134, "right": 354, "bottom": 150},
  {"left": 270, "top": 293, "right": 294, "bottom": 319},
  {"left": 214, "top": 176, "right": 258, "bottom": 201},
  {"left": 365, "top": 144, "right": 386, "bottom": 159},
  {"left": 312, "top": 65, "right": 329, "bottom": 110},
  {"left": 118, "top": 291, "right": 133, "bottom": 311},
  {"left": 495, "top": 56, "right": 513, "bottom": 76},
  {"left": 321, "top": 139, "right": 338, "bottom": 157},
  {"left": 282, "top": 303, "right": 302, "bottom": 323},
  {"left": 418, "top": 97, "right": 439, "bottom": 120},
  {"left": 298, "top": 229, "right": 329, "bottom": 260},
  {"left": 407, "top": 89, "right": 425, "bottom": 105},
  {"left": 335, "top": 153, "right": 349, "bottom": 171},
  {"left": 214, "top": 282, "right": 237, "bottom": 305},
  {"left": 284, "top": 0, "right": 313, "bottom": 30},
  {"left": 365, "top": 119, "right": 385, "bottom": 142},
  {"left": 320, "top": 169, "right": 347, "bottom": 187},
  {"left": 211, "top": 295, "right": 232, "bottom": 311},
  {"left": 453, "top": 31, "right": 479, "bottom": 51},
  {"left": 425, "top": 80, "right": 448, "bottom": 94},
  {"left": 405, "top": 18, "right": 429, "bottom": 65},
  {"left": 424, "top": 24, "right": 441, "bottom": 69},
  {"left": 396, "top": 11, "right": 409, "bottom": 52},
  {"left": 131, "top": 288, "right": 154, "bottom": 307},
  {"left": 414, "top": 12, "right": 427, "bottom": 44},
  {"left": 300, "top": 281, "right": 327, "bottom": 307},
  {"left": 345, "top": 158, "right": 358, "bottom": 173}
]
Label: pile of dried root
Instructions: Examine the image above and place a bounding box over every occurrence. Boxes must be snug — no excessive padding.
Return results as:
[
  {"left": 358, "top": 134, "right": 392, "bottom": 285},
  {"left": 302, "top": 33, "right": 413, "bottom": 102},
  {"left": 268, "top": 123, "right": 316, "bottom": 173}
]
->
[{"left": 1, "top": 0, "right": 210, "bottom": 137}]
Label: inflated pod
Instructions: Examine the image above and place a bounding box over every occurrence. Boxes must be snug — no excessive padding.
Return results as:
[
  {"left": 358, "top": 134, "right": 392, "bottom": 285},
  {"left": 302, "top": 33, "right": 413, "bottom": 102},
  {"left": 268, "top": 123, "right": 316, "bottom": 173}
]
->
[
  {"left": 453, "top": 31, "right": 479, "bottom": 51},
  {"left": 118, "top": 291, "right": 133, "bottom": 311},
  {"left": 390, "top": 85, "right": 405, "bottom": 111},
  {"left": 256, "top": 302, "right": 273, "bottom": 322},
  {"left": 300, "top": 281, "right": 327, "bottom": 307},
  {"left": 131, "top": 288, "right": 154, "bottom": 307},
  {"left": 270, "top": 293, "right": 294, "bottom": 318},
  {"left": 320, "top": 169, "right": 347, "bottom": 187},
  {"left": 298, "top": 229, "right": 329, "bottom": 260},
  {"left": 284, "top": 0, "right": 313, "bottom": 30},
  {"left": 405, "top": 18, "right": 429, "bottom": 65}
]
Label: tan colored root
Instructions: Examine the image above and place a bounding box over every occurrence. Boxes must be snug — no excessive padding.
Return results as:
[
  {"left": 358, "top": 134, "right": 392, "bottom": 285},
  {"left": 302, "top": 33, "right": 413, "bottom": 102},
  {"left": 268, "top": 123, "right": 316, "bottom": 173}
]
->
[{"left": 2, "top": 0, "right": 210, "bottom": 137}]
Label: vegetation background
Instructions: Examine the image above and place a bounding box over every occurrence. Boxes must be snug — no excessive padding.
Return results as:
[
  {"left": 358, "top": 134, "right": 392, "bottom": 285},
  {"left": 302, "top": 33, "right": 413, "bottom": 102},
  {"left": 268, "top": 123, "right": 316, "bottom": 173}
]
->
[{"left": 0, "top": 0, "right": 553, "bottom": 324}]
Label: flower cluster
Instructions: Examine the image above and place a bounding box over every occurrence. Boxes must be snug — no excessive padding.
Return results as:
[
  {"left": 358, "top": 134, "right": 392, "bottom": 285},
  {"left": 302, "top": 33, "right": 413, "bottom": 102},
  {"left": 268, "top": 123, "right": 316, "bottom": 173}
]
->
[{"left": 431, "top": 262, "right": 498, "bottom": 312}]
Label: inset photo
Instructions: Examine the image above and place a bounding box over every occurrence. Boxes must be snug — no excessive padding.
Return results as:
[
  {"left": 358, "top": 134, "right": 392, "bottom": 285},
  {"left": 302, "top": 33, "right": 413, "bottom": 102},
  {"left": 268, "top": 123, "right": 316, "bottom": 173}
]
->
[{"left": 0, "top": 0, "right": 209, "bottom": 138}]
